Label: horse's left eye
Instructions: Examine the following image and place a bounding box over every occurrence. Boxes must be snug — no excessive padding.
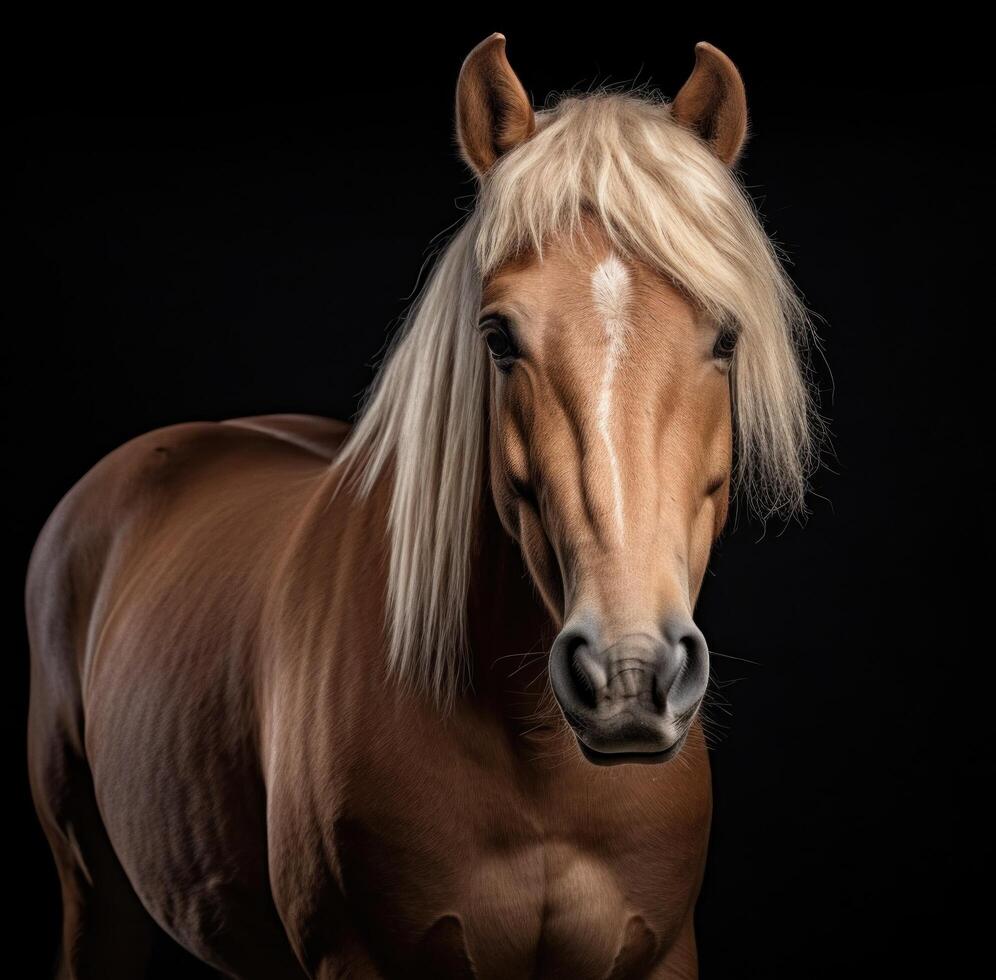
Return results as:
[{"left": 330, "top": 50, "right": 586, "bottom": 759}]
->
[{"left": 713, "top": 326, "right": 738, "bottom": 361}]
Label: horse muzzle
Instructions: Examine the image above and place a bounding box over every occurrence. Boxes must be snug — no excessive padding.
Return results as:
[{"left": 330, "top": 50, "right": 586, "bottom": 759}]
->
[{"left": 549, "top": 619, "right": 709, "bottom": 765}]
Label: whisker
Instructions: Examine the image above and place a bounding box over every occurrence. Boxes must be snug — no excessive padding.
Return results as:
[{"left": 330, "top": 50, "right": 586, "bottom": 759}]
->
[
  {"left": 490, "top": 650, "right": 547, "bottom": 667},
  {"left": 709, "top": 649, "right": 762, "bottom": 667}
]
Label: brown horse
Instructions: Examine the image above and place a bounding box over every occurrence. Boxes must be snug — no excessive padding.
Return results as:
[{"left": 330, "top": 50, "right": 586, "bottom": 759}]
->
[{"left": 27, "top": 35, "right": 815, "bottom": 979}]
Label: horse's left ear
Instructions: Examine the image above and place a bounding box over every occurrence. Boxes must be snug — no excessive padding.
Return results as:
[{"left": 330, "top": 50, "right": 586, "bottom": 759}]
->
[
  {"left": 671, "top": 42, "right": 748, "bottom": 167},
  {"left": 456, "top": 33, "right": 536, "bottom": 177}
]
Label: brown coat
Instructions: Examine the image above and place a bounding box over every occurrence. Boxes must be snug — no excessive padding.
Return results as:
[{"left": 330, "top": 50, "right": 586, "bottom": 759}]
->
[{"left": 28, "top": 415, "right": 710, "bottom": 978}]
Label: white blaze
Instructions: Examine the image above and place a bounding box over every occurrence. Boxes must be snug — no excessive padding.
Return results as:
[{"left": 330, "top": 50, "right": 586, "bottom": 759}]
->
[{"left": 591, "top": 254, "right": 630, "bottom": 539}]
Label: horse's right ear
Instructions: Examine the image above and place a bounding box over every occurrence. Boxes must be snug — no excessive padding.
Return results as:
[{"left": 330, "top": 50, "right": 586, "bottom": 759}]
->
[{"left": 456, "top": 33, "right": 536, "bottom": 178}]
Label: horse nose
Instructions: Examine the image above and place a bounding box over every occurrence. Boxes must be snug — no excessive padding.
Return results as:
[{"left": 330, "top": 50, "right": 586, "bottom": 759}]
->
[
  {"left": 549, "top": 619, "right": 709, "bottom": 762},
  {"left": 654, "top": 619, "right": 709, "bottom": 717}
]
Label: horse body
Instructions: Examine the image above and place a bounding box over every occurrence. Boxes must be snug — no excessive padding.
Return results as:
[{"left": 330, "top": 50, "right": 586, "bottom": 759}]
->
[
  {"left": 29, "top": 34, "right": 814, "bottom": 979},
  {"left": 28, "top": 415, "right": 708, "bottom": 978}
]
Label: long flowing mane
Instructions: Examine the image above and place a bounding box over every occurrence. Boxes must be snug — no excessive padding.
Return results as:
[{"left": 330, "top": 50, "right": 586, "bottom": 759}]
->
[{"left": 336, "top": 90, "right": 817, "bottom": 706}]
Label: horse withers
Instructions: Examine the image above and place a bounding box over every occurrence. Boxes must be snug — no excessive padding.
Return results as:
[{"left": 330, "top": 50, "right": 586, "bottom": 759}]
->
[{"left": 27, "top": 35, "right": 814, "bottom": 979}]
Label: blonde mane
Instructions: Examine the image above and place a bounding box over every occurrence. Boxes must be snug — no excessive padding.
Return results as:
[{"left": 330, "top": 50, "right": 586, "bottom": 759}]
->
[{"left": 336, "top": 91, "right": 817, "bottom": 706}]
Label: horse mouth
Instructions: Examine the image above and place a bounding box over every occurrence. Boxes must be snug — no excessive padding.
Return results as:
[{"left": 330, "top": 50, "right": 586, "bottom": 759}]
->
[{"left": 575, "top": 736, "right": 683, "bottom": 766}]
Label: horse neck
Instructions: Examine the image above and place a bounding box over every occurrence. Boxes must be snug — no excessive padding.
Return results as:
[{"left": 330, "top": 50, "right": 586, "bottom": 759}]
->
[{"left": 464, "top": 487, "right": 559, "bottom": 726}]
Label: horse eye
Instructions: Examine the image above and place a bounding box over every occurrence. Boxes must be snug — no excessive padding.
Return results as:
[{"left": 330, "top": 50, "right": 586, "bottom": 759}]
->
[
  {"left": 480, "top": 318, "right": 518, "bottom": 369},
  {"left": 485, "top": 330, "right": 512, "bottom": 359},
  {"left": 713, "top": 326, "right": 738, "bottom": 361}
]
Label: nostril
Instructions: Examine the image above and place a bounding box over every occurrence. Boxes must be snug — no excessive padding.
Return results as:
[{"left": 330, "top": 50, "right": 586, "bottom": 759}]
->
[
  {"left": 655, "top": 621, "right": 710, "bottom": 713},
  {"left": 651, "top": 664, "right": 670, "bottom": 711},
  {"left": 550, "top": 627, "right": 601, "bottom": 711},
  {"left": 677, "top": 626, "right": 709, "bottom": 690},
  {"left": 569, "top": 637, "right": 602, "bottom": 710},
  {"left": 570, "top": 646, "right": 591, "bottom": 695}
]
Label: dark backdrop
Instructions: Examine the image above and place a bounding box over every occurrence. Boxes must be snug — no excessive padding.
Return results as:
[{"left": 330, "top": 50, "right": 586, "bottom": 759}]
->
[{"left": 4, "top": 17, "right": 989, "bottom": 978}]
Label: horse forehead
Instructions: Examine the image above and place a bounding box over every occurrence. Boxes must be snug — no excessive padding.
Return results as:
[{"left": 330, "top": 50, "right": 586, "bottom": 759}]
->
[
  {"left": 537, "top": 256, "right": 694, "bottom": 372},
  {"left": 485, "top": 242, "right": 699, "bottom": 362}
]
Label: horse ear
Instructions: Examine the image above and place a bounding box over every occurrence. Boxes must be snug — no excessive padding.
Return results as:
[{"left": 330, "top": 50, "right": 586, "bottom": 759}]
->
[
  {"left": 671, "top": 42, "right": 748, "bottom": 167},
  {"left": 456, "top": 33, "right": 536, "bottom": 177}
]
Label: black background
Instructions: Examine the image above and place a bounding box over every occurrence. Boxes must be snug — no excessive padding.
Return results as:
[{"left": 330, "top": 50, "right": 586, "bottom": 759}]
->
[{"left": 4, "top": 16, "right": 990, "bottom": 978}]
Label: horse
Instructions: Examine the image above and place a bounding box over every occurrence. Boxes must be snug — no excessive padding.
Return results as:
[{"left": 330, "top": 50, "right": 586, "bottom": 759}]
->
[{"left": 26, "top": 34, "right": 815, "bottom": 979}]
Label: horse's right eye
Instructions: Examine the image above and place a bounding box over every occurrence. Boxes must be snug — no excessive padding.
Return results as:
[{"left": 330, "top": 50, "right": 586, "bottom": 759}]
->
[
  {"left": 479, "top": 317, "right": 518, "bottom": 371},
  {"left": 485, "top": 329, "right": 511, "bottom": 359}
]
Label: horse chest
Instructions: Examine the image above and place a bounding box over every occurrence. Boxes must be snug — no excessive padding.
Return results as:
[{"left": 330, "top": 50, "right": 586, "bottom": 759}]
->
[
  {"left": 334, "top": 812, "right": 685, "bottom": 979},
  {"left": 443, "top": 843, "right": 658, "bottom": 979},
  {"left": 272, "top": 701, "right": 710, "bottom": 976}
]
